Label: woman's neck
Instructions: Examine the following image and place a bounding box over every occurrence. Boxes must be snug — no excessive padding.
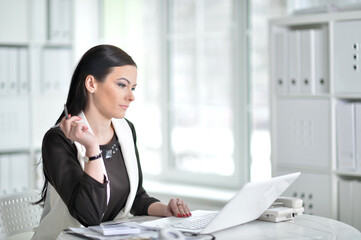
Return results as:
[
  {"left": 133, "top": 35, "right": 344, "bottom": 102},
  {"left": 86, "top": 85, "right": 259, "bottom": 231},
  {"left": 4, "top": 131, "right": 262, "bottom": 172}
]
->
[{"left": 83, "top": 110, "right": 114, "bottom": 145}]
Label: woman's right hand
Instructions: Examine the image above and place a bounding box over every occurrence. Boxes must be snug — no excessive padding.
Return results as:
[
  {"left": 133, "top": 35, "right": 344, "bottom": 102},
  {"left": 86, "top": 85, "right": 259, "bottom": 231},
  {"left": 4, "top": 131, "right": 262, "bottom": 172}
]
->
[
  {"left": 59, "top": 115, "right": 99, "bottom": 152},
  {"left": 60, "top": 115, "right": 104, "bottom": 183}
]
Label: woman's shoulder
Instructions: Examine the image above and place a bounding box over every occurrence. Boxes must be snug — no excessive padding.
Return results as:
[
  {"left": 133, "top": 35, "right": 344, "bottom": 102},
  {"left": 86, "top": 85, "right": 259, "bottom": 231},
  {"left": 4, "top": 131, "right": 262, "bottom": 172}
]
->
[{"left": 43, "top": 125, "right": 71, "bottom": 145}]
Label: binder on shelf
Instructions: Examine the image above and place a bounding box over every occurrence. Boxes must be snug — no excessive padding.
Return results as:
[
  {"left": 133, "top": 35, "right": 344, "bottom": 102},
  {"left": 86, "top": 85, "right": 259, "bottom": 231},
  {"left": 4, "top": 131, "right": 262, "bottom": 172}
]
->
[
  {"left": 10, "top": 153, "right": 30, "bottom": 193},
  {"left": 352, "top": 181, "right": 361, "bottom": 230},
  {"left": 42, "top": 47, "right": 72, "bottom": 94},
  {"left": 338, "top": 179, "right": 354, "bottom": 226},
  {"left": 49, "top": 0, "right": 61, "bottom": 41},
  {"left": 334, "top": 20, "right": 361, "bottom": 93},
  {"left": 7, "top": 47, "right": 19, "bottom": 95},
  {"left": 274, "top": 31, "right": 288, "bottom": 94},
  {"left": 42, "top": 48, "right": 56, "bottom": 93},
  {"left": 60, "top": 0, "right": 71, "bottom": 42},
  {"left": 0, "top": 47, "right": 6, "bottom": 95},
  {"left": 336, "top": 101, "right": 356, "bottom": 171},
  {"left": 18, "top": 47, "right": 29, "bottom": 95},
  {"left": 355, "top": 103, "right": 361, "bottom": 172},
  {"left": 287, "top": 30, "right": 301, "bottom": 94},
  {"left": 0, "top": 154, "right": 10, "bottom": 194},
  {"left": 300, "top": 29, "right": 315, "bottom": 94},
  {"left": 57, "top": 48, "right": 72, "bottom": 93},
  {"left": 314, "top": 28, "right": 329, "bottom": 94},
  {"left": 49, "top": 0, "right": 71, "bottom": 42}
]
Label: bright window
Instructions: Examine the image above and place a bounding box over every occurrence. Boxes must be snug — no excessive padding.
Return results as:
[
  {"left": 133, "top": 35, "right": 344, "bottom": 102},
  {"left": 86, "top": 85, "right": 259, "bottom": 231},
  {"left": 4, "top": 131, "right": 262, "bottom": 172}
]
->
[
  {"left": 168, "top": 0, "right": 235, "bottom": 177},
  {"left": 101, "top": 0, "right": 279, "bottom": 188}
]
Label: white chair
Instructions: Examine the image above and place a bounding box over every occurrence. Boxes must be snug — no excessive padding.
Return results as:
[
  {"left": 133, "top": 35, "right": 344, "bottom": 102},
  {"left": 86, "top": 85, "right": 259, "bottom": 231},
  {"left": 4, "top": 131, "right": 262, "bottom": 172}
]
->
[{"left": 0, "top": 190, "right": 42, "bottom": 240}]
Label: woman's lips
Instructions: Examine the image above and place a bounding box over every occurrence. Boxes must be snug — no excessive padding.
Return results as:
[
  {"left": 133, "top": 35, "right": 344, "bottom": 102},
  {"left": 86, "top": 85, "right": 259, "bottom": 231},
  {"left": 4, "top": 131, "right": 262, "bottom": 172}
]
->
[{"left": 119, "top": 105, "right": 129, "bottom": 110}]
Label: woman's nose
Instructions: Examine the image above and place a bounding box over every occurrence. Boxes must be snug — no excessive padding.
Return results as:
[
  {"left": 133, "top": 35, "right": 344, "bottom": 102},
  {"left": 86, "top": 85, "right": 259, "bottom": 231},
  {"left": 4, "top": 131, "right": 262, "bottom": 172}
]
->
[{"left": 128, "top": 90, "right": 135, "bottom": 101}]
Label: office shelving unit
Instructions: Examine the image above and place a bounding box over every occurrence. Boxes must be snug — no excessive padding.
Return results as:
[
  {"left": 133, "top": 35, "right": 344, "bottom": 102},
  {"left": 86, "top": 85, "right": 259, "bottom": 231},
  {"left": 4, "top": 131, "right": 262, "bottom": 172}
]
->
[
  {"left": 270, "top": 10, "right": 361, "bottom": 228},
  {"left": 0, "top": 0, "right": 73, "bottom": 194}
]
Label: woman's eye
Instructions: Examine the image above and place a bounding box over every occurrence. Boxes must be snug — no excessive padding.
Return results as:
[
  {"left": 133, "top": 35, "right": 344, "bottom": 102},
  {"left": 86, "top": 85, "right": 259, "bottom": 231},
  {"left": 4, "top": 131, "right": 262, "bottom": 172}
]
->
[
  {"left": 131, "top": 87, "right": 136, "bottom": 91},
  {"left": 117, "top": 83, "right": 126, "bottom": 88}
]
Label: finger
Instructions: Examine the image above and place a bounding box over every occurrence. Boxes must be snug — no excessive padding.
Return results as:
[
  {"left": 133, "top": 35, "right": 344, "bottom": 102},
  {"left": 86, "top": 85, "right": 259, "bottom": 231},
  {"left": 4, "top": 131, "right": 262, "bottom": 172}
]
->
[
  {"left": 59, "top": 116, "right": 66, "bottom": 131},
  {"left": 175, "top": 198, "right": 191, "bottom": 217},
  {"left": 183, "top": 203, "right": 191, "bottom": 216},
  {"left": 60, "top": 116, "right": 75, "bottom": 136},
  {"left": 69, "top": 115, "right": 82, "bottom": 122},
  {"left": 169, "top": 198, "right": 181, "bottom": 218},
  {"left": 70, "top": 120, "right": 85, "bottom": 134}
]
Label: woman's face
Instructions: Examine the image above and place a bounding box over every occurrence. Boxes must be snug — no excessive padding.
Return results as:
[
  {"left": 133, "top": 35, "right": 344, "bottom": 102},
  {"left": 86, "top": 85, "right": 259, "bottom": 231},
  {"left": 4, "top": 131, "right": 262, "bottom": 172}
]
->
[{"left": 92, "top": 65, "right": 137, "bottom": 119}]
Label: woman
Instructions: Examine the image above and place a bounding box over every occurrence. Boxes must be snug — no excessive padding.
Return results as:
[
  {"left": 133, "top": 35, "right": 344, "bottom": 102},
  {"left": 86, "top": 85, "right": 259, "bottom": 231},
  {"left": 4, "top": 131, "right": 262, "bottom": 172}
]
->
[{"left": 33, "top": 45, "right": 191, "bottom": 239}]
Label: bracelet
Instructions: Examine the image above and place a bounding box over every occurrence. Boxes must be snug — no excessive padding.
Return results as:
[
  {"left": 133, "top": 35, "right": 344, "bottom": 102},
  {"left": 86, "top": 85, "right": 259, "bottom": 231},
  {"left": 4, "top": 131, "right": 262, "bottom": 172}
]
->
[{"left": 84, "top": 151, "right": 102, "bottom": 163}]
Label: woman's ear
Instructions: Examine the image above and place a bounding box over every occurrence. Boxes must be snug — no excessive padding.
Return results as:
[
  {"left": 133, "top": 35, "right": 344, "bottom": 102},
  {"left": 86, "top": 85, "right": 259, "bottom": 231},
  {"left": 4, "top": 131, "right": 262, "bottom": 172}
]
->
[{"left": 84, "top": 75, "right": 97, "bottom": 93}]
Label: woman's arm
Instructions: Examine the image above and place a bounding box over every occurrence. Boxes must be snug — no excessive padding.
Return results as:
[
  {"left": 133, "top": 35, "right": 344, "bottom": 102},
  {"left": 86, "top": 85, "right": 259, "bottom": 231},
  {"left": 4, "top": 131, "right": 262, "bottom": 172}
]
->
[
  {"left": 126, "top": 119, "right": 191, "bottom": 218},
  {"left": 42, "top": 127, "right": 107, "bottom": 226}
]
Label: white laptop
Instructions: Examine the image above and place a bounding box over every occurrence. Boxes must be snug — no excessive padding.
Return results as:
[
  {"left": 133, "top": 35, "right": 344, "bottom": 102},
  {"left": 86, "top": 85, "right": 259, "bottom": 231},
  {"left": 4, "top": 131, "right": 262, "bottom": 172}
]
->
[{"left": 140, "top": 172, "right": 300, "bottom": 234}]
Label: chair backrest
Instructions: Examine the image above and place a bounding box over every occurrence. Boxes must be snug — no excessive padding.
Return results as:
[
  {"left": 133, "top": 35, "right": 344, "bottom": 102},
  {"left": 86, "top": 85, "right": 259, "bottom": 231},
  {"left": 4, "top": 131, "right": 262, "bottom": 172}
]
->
[{"left": 0, "top": 190, "right": 42, "bottom": 239}]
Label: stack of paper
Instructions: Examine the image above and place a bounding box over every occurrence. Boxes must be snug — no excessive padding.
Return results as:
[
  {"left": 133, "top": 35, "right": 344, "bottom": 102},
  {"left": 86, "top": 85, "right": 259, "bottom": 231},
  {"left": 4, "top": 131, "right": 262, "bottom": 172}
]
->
[{"left": 88, "top": 223, "right": 141, "bottom": 236}]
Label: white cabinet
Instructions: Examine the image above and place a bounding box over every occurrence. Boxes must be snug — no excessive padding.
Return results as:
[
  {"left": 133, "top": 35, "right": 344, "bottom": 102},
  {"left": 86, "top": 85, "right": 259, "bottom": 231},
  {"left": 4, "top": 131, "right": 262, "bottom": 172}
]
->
[
  {"left": 334, "top": 20, "right": 361, "bottom": 93},
  {"left": 0, "top": 0, "right": 100, "bottom": 195},
  {"left": 270, "top": 10, "right": 361, "bottom": 228}
]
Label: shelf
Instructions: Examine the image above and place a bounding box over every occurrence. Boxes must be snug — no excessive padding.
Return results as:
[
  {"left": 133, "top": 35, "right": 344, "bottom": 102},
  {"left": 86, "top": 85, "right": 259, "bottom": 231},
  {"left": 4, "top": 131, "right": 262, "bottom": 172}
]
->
[
  {"left": 333, "top": 94, "right": 361, "bottom": 100},
  {"left": 0, "top": 42, "right": 28, "bottom": 47},
  {"left": 270, "top": 10, "right": 361, "bottom": 26},
  {"left": 43, "top": 41, "right": 72, "bottom": 48},
  {"left": 276, "top": 165, "right": 332, "bottom": 175},
  {"left": 335, "top": 171, "right": 361, "bottom": 178},
  {"left": 270, "top": 10, "right": 361, "bottom": 222},
  {"left": 275, "top": 94, "right": 330, "bottom": 99},
  {"left": 0, "top": 149, "right": 31, "bottom": 154}
]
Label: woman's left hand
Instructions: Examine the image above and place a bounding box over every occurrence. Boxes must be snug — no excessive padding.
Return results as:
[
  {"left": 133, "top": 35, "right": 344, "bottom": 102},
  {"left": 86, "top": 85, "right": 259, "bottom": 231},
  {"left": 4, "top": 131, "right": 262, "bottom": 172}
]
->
[{"left": 166, "top": 198, "right": 191, "bottom": 218}]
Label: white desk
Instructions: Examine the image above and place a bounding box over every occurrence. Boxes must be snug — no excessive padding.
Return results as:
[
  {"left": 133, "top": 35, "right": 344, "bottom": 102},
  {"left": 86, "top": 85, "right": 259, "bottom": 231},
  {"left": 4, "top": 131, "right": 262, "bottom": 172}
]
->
[{"left": 58, "top": 214, "right": 361, "bottom": 240}]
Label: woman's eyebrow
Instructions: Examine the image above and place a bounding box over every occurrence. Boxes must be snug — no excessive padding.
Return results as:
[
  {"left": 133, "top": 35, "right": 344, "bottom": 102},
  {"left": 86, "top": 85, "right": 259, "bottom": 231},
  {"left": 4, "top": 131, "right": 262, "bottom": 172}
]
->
[
  {"left": 116, "top": 77, "right": 137, "bottom": 86},
  {"left": 116, "top": 77, "right": 130, "bottom": 83}
]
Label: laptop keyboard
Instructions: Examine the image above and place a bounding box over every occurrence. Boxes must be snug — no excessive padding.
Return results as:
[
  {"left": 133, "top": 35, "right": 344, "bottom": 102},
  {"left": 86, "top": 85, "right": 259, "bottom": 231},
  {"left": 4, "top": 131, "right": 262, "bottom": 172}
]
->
[{"left": 170, "top": 213, "right": 217, "bottom": 230}]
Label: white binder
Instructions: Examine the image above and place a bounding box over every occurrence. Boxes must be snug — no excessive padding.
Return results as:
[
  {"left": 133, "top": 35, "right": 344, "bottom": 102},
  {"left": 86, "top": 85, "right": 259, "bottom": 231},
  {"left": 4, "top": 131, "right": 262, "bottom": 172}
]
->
[
  {"left": 336, "top": 101, "right": 356, "bottom": 171},
  {"left": 334, "top": 20, "right": 361, "bottom": 93},
  {"left": 10, "top": 153, "right": 30, "bottom": 193},
  {"left": 7, "top": 47, "right": 19, "bottom": 95},
  {"left": 339, "top": 179, "right": 354, "bottom": 226},
  {"left": 300, "top": 29, "right": 315, "bottom": 94},
  {"left": 352, "top": 181, "right": 361, "bottom": 230},
  {"left": 287, "top": 30, "right": 301, "bottom": 94},
  {"left": 42, "top": 48, "right": 55, "bottom": 93},
  {"left": 57, "top": 48, "right": 72, "bottom": 93},
  {"left": 49, "top": 0, "right": 61, "bottom": 41},
  {"left": 0, "top": 154, "right": 10, "bottom": 194},
  {"left": 274, "top": 31, "right": 288, "bottom": 94},
  {"left": 18, "top": 47, "right": 29, "bottom": 95},
  {"left": 0, "top": 47, "right": 6, "bottom": 95},
  {"left": 314, "top": 28, "right": 328, "bottom": 93},
  {"left": 49, "top": 0, "right": 71, "bottom": 42},
  {"left": 355, "top": 103, "right": 361, "bottom": 172},
  {"left": 60, "top": 0, "right": 71, "bottom": 42}
]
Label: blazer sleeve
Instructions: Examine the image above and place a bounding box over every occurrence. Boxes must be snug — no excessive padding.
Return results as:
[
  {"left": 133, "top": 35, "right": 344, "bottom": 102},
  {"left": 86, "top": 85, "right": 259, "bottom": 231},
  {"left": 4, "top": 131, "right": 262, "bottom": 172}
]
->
[
  {"left": 42, "top": 127, "right": 108, "bottom": 226},
  {"left": 125, "top": 119, "right": 160, "bottom": 216}
]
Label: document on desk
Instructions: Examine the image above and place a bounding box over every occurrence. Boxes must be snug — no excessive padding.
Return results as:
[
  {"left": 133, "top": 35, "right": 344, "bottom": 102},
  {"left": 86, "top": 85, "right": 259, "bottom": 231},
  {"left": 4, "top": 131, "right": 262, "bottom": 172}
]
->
[
  {"left": 88, "top": 223, "right": 140, "bottom": 235},
  {"left": 65, "top": 222, "right": 157, "bottom": 240}
]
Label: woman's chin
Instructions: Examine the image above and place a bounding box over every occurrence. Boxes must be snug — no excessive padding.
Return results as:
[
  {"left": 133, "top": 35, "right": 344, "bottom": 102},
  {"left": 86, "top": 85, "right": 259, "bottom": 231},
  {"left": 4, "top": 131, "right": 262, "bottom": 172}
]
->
[{"left": 113, "top": 112, "right": 126, "bottom": 119}]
